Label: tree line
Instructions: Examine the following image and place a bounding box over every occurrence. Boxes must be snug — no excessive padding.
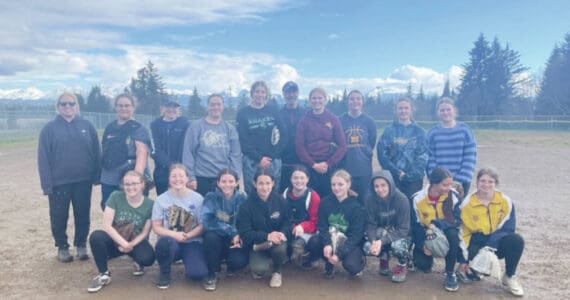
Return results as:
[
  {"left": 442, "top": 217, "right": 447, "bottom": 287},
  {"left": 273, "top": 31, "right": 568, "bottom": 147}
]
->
[{"left": 78, "top": 32, "right": 570, "bottom": 118}]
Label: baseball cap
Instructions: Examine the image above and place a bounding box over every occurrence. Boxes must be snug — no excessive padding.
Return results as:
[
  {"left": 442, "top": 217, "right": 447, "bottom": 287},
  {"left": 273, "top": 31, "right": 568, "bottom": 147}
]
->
[
  {"left": 162, "top": 99, "right": 180, "bottom": 107},
  {"left": 282, "top": 81, "right": 299, "bottom": 93}
]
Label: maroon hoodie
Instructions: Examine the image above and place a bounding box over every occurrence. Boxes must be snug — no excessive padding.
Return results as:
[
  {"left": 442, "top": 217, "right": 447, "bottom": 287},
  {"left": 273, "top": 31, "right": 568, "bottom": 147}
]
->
[{"left": 295, "top": 110, "right": 346, "bottom": 167}]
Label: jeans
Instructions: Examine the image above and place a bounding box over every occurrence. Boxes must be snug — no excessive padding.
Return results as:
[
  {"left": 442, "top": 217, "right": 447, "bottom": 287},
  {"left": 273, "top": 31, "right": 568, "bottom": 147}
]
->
[
  {"left": 306, "top": 234, "right": 365, "bottom": 276},
  {"left": 155, "top": 236, "right": 208, "bottom": 280},
  {"left": 203, "top": 232, "right": 249, "bottom": 275},
  {"left": 89, "top": 230, "right": 155, "bottom": 273},
  {"left": 242, "top": 156, "right": 282, "bottom": 195},
  {"left": 100, "top": 183, "right": 119, "bottom": 211},
  {"left": 49, "top": 181, "right": 92, "bottom": 249},
  {"left": 249, "top": 242, "right": 287, "bottom": 275}
]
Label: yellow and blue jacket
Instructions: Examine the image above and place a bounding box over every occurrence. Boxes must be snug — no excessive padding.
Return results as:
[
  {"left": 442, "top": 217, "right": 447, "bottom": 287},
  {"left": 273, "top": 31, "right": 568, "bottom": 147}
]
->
[
  {"left": 412, "top": 185, "right": 461, "bottom": 248},
  {"left": 459, "top": 190, "right": 516, "bottom": 261}
]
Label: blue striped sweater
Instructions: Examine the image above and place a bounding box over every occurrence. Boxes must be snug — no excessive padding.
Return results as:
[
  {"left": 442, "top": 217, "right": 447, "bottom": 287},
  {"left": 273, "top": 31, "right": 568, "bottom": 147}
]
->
[{"left": 426, "top": 122, "right": 477, "bottom": 183}]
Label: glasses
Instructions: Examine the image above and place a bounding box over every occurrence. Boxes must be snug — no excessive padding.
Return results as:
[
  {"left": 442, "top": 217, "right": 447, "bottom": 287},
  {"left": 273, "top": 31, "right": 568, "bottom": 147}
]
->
[
  {"left": 123, "top": 182, "right": 142, "bottom": 187},
  {"left": 58, "top": 102, "right": 76, "bottom": 107},
  {"left": 116, "top": 104, "right": 133, "bottom": 109}
]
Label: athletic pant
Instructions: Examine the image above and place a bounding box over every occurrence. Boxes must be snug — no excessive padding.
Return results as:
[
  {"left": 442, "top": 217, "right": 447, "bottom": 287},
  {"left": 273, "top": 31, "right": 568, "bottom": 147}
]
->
[
  {"left": 467, "top": 232, "right": 524, "bottom": 277},
  {"left": 414, "top": 227, "right": 460, "bottom": 273},
  {"left": 196, "top": 176, "right": 217, "bottom": 197},
  {"left": 89, "top": 230, "right": 155, "bottom": 274},
  {"left": 306, "top": 235, "right": 365, "bottom": 276},
  {"left": 307, "top": 167, "right": 334, "bottom": 199},
  {"left": 203, "top": 232, "right": 249, "bottom": 275},
  {"left": 49, "top": 181, "right": 92, "bottom": 249},
  {"left": 351, "top": 175, "right": 370, "bottom": 206},
  {"left": 155, "top": 236, "right": 208, "bottom": 280},
  {"left": 249, "top": 243, "right": 287, "bottom": 275}
]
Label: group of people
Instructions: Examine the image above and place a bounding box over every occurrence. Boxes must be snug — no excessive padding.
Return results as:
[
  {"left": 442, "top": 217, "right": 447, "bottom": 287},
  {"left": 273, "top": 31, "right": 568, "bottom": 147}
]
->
[{"left": 37, "top": 82, "right": 524, "bottom": 296}]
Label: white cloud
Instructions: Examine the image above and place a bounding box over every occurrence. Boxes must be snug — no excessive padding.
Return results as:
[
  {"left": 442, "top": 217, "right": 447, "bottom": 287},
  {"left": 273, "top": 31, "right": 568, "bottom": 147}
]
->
[
  {"left": 0, "top": 88, "right": 47, "bottom": 100},
  {"left": 328, "top": 34, "right": 339, "bottom": 40}
]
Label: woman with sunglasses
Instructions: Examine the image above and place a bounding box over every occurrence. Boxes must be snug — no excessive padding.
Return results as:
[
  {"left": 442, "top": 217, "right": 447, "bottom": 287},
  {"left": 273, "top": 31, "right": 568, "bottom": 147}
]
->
[{"left": 38, "top": 92, "right": 101, "bottom": 263}]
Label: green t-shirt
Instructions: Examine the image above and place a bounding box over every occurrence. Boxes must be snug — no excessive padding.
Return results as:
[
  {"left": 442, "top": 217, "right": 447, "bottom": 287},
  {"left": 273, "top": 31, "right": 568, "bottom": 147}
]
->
[{"left": 107, "top": 191, "right": 154, "bottom": 235}]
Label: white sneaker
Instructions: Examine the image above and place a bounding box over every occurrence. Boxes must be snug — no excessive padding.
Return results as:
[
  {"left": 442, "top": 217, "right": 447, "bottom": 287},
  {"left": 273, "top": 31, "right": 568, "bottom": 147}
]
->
[
  {"left": 269, "top": 272, "right": 282, "bottom": 288},
  {"left": 502, "top": 274, "right": 524, "bottom": 297},
  {"left": 132, "top": 262, "right": 144, "bottom": 276},
  {"left": 87, "top": 272, "right": 111, "bottom": 293}
]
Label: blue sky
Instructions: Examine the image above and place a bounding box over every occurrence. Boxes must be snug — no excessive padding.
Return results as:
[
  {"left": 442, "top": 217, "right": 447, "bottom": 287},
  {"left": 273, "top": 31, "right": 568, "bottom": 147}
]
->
[{"left": 0, "top": 0, "right": 568, "bottom": 99}]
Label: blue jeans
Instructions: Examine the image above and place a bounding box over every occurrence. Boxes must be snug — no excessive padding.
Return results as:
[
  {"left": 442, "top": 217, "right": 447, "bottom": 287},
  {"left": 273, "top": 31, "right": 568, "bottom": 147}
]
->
[
  {"left": 155, "top": 236, "right": 208, "bottom": 280},
  {"left": 242, "top": 156, "right": 282, "bottom": 195}
]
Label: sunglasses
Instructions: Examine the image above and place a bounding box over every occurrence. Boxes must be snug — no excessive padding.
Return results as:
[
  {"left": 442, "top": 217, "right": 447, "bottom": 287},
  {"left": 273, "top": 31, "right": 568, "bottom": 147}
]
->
[{"left": 58, "top": 102, "right": 76, "bottom": 107}]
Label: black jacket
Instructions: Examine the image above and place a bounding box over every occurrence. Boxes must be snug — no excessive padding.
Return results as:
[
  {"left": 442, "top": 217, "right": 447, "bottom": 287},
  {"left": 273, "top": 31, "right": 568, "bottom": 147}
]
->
[
  {"left": 365, "top": 170, "right": 410, "bottom": 245},
  {"left": 317, "top": 194, "right": 366, "bottom": 259},
  {"left": 237, "top": 191, "right": 289, "bottom": 247}
]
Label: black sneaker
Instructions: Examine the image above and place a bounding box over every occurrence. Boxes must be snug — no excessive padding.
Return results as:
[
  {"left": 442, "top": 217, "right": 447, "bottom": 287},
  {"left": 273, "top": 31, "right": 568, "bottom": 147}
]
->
[
  {"left": 444, "top": 271, "right": 459, "bottom": 292},
  {"left": 76, "top": 246, "right": 89, "bottom": 261},
  {"left": 58, "top": 247, "right": 73, "bottom": 263},
  {"left": 324, "top": 263, "right": 335, "bottom": 279},
  {"left": 203, "top": 274, "right": 218, "bottom": 291},
  {"left": 156, "top": 272, "right": 170, "bottom": 290}
]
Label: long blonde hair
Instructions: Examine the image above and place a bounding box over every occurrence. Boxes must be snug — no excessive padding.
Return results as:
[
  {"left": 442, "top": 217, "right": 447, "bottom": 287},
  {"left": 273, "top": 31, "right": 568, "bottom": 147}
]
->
[{"left": 331, "top": 169, "right": 358, "bottom": 197}]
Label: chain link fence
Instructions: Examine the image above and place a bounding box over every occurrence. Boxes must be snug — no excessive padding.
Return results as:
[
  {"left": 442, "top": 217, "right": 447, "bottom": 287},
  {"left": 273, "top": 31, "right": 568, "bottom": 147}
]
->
[{"left": 1, "top": 110, "right": 569, "bottom": 143}]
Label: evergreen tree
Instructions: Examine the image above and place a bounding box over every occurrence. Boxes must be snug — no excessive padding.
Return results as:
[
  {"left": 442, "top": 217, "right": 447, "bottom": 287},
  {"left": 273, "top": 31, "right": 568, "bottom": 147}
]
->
[
  {"left": 458, "top": 34, "right": 528, "bottom": 115},
  {"left": 187, "top": 87, "right": 205, "bottom": 120},
  {"left": 129, "top": 60, "right": 167, "bottom": 115},
  {"left": 535, "top": 33, "right": 570, "bottom": 115},
  {"left": 406, "top": 83, "right": 414, "bottom": 99},
  {"left": 75, "top": 93, "right": 85, "bottom": 108},
  {"left": 417, "top": 85, "right": 426, "bottom": 103},
  {"left": 237, "top": 93, "right": 249, "bottom": 111},
  {"left": 84, "top": 85, "right": 111, "bottom": 113}
]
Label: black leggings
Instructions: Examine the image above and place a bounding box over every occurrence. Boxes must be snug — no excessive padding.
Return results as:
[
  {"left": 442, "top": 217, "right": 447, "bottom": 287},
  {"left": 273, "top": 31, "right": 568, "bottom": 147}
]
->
[
  {"left": 467, "top": 232, "right": 524, "bottom": 277},
  {"left": 306, "top": 235, "right": 365, "bottom": 275},
  {"left": 89, "top": 230, "right": 155, "bottom": 274},
  {"left": 203, "top": 231, "right": 249, "bottom": 275},
  {"left": 414, "top": 227, "right": 460, "bottom": 273}
]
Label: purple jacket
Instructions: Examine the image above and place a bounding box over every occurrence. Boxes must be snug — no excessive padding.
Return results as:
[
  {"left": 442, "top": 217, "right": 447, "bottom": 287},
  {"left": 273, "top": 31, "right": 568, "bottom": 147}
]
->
[{"left": 295, "top": 110, "right": 346, "bottom": 167}]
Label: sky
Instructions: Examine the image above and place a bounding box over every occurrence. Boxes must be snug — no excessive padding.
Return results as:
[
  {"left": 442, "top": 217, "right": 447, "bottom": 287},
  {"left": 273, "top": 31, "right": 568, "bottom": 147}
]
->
[{"left": 0, "top": 0, "right": 568, "bottom": 100}]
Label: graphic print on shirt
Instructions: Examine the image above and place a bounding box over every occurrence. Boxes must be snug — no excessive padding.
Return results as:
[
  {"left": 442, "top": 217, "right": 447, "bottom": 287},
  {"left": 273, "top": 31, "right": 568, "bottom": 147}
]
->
[
  {"left": 202, "top": 130, "right": 228, "bottom": 149},
  {"left": 345, "top": 125, "right": 366, "bottom": 148},
  {"left": 328, "top": 213, "right": 348, "bottom": 234}
]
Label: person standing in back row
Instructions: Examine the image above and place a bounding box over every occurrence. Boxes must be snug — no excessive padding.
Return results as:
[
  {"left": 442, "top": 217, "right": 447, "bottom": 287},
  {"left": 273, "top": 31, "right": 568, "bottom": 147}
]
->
[
  {"left": 427, "top": 97, "right": 477, "bottom": 195},
  {"left": 38, "top": 92, "right": 101, "bottom": 263},
  {"left": 236, "top": 81, "right": 287, "bottom": 195},
  {"left": 279, "top": 81, "right": 306, "bottom": 193},
  {"left": 296, "top": 87, "right": 346, "bottom": 198},
  {"left": 184, "top": 94, "right": 242, "bottom": 196},
  {"left": 151, "top": 99, "right": 189, "bottom": 196},
  {"left": 339, "top": 90, "right": 377, "bottom": 204}
]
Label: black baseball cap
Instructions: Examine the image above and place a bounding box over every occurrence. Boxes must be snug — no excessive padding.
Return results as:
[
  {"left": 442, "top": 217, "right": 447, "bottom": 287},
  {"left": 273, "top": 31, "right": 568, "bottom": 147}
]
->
[{"left": 282, "top": 81, "right": 299, "bottom": 93}]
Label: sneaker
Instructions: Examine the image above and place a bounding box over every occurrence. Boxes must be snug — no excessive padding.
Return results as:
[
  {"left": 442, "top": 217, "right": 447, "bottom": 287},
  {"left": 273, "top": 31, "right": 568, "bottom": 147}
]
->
[
  {"left": 379, "top": 258, "right": 390, "bottom": 276},
  {"left": 87, "top": 271, "right": 111, "bottom": 293},
  {"left": 502, "top": 274, "right": 524, "bottom": 297},
  {"left": 407, "top": 259, "right": 416, "bottom": 272},
  {"left": 58, "top": 247, "right": 73, "bottom": 263},
  {"left": 324, "top": 263, "right": 335, "bottom": 279},
  {"left": 444, "top": 271, "right": 459, "bottom": 292},
  {"left": 76, "top": 246, "right": 89, "bottom": 261},
  {"left": 132, "top": 262, "right": 144, "bottom": 276},
  {"left": 467, "top": 269, "right": 481, "bottom": 281},
  {"left": 156, "top": 272, "right": 170, "bottom": 290},
  {"left": 352, "top": 271, "right": 363, "bottom": 278},
  {"left": 456, "top": 269, "right": 473, "bottom": 284},
  {"left": 203, "top": 274, "right": 218, "bottom": 291},
  {"left": 251, "top": 272, "right": 263, "bottom": 279},
  {"left": 391, "top": 264, "right": 407, "bottom": 283},
  {"left": 269, "top": 272, "right": 282, "bottom": 288}
]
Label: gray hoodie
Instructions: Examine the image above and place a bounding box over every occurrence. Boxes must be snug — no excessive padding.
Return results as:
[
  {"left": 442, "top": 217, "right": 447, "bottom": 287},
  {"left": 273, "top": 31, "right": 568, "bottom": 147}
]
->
[{"left": 365, "top": 170, "right": 410, "bottom": 245}]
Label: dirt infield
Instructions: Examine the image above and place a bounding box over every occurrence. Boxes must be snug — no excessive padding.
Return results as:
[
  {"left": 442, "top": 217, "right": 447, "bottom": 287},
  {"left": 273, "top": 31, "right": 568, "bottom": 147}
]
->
[{"left": 0, "top": 130, "right": 569, "bottom": 299}]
